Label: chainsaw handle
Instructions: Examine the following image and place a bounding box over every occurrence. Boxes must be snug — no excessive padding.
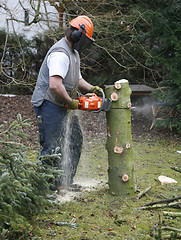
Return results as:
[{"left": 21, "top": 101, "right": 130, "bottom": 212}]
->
[{"left": 92, "top": 90, "right": 105, "bottom": 113}]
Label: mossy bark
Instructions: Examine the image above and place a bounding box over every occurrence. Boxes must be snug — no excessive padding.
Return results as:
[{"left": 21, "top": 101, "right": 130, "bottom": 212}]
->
[{"left": 105, "top": 80, "right": 134, "bottom": 196}]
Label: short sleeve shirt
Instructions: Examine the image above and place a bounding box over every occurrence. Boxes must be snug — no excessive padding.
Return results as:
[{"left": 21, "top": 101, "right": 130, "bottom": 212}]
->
[{"left": 47, "top": 52, "right": 82, "bottom": 79}]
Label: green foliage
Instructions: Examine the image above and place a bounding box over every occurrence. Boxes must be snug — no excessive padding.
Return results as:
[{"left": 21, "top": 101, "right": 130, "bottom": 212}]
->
[
  {"left": 82, "top": 0, "right": 181, "bottom": 132},
  {"left": 152, "top": 83, "right": 181, "bottom": 132},
  {"left": 133, "top": 0, "right": 181, "bottom": 132},
  {"left": 0, "top": 114, "right": 61, "bottom": 239}
]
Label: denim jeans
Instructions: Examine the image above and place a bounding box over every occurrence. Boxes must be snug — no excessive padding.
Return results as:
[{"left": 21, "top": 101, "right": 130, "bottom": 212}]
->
[{"left": 34, "top": 100, "right": 83, "bottom": 187}]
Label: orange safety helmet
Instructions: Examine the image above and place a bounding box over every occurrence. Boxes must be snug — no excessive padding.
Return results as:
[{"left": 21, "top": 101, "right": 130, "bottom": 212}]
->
[{"left": 69, "top": 15, "right": 93, "bottom": 40}]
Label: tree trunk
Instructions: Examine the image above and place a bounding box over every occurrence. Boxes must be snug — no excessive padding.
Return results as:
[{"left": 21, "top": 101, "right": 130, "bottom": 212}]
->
[{"left": 105, "top": 79, "right": 134, "bottom": 196}]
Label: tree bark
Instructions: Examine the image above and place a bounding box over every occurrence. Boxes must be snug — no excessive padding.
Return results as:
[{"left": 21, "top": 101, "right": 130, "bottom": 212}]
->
[{"left": 105, "top": 79, "right": 134, "bottom": 196}]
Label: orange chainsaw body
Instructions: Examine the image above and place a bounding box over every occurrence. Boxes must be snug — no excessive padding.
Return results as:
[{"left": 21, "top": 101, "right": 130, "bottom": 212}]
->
[{"left": 78, "top": 93, "right": 102, "bottom": 111}]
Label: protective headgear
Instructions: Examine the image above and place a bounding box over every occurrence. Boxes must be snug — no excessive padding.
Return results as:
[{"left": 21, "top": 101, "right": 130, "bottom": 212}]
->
[{"left": 69, "top": 15, "right": 94, "bottom": 53}]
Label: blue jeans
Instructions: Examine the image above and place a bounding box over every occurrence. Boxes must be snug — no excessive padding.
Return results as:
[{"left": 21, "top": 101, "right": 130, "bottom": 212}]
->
[{"left": 34, "top": 100, "right": 83, "bottom": 187}]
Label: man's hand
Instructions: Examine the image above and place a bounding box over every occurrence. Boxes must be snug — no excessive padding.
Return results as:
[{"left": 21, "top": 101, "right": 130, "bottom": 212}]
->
[
  {"left": 90, "top": 86, "right": 103, "bottom": 96},
  {"left": 66, "top": 99, "right": 79, "bottom": 110}
]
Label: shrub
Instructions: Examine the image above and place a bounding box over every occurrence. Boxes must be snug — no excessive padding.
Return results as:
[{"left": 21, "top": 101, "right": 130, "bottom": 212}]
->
[{"left": 0, "top": 114, "right": 61, "bottom": 239}]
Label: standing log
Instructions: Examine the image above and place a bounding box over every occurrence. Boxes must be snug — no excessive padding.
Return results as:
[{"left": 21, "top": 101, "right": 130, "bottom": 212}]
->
[{"left": 105, "top": 79, "right": 134, "bottom": 196}]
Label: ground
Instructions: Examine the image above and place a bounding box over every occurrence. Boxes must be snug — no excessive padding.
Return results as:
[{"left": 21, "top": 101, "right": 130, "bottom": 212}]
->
[{"left": 0, "top": 95, "right": 181, "bottom": 239}]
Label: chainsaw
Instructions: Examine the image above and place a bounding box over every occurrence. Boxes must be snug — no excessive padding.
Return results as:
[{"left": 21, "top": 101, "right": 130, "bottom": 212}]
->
[{"left": 77, "top": 90, "right": 112, "bottom": 113}]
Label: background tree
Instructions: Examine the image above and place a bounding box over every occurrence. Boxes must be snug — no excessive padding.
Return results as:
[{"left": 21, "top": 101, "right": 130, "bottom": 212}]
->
[
  {"left": 0, "top": 0, "right": 181, "bottom": 131},
  {"left": 131, "top": 0, "right": 181, "bottom": 131}
]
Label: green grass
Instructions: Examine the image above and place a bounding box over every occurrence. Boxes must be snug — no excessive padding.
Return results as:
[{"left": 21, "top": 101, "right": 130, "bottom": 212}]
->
[{"left": 31, "top": 135, "right": 181, "bottom": 240}]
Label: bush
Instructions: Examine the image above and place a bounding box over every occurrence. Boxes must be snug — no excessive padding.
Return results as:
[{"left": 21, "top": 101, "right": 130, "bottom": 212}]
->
[{"left": 0, "top": 114, "right": 61, "bottom": 239}]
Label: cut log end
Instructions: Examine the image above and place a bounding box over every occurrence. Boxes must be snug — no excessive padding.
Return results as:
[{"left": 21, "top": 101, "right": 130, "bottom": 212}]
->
[
  {"left": 122, "top": 174, "right": 129, "bottom": 182},
  {"left": 111, "top": 92, "right": 119, "bottom": 101},
  {"left": 127, "top": 102, "right": 132, "bottom": 108},
  {"left": 126, "top": 143, "right": 131, "bottom": 149},
  {"left": 114, "top": 82, "right": 122, "bottom": 90},
  {"left": 116, "top": 79, "right": 128, "bottom": 84},
  {"left": 114, "top": 146, "right": 124, "bottom": 154}
]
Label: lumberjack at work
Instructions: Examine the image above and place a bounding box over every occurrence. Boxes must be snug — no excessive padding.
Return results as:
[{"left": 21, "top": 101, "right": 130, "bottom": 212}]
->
[{"left": 31, "top": 15, "right": 107, "bottom": 191}]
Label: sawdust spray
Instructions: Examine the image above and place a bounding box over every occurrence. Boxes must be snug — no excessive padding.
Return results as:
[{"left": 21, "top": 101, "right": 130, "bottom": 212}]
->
[{"left": 61, "top": 110, "right": 73, "bottom": 189}]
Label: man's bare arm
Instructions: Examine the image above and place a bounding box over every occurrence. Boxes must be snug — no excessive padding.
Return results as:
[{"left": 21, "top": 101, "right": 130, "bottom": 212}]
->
[
  {"left": 78, "top": 78, "right": 93, "bottom": 92},
  {"left": 49, "top": 75, "right": 72, "bottom": 103}
]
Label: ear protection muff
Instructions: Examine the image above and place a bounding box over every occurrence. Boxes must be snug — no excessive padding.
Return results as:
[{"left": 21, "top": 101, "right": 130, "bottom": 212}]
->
[{"left": 70, "top": 24, "right": 86, "bottom": 43}]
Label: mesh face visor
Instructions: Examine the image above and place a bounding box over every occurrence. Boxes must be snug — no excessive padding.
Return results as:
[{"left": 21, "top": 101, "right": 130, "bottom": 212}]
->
[{"left": 73, "top": 33, "right": 95, "bottom": 53}]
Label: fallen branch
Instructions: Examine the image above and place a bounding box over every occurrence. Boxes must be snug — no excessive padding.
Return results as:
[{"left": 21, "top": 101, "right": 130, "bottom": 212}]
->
[
  {"left": 136, "top": 186, "right": 151, "bottom": 199},
  {"left": 55, "top": 218, "right": 79, "bottom": 228},
  {"left": 170, "top": 166, "right": 181, "bottom": 174},
  {"left": 163, "top": 211, "right": 181, "bottom": 217},
  {"left": 161, "top": 226, "right": 181, "bottom": 232},
  {"left": 114, "top": 215, "right": 127, "bottom": 226},
  {"left": 161, "top": 234, "right": 181, "bottom": 239},
  {"left": 145, "top": 234, "right": 181, "bottom": 239},
  {"left": 142, "top": 196, "right": 181, "bottom": 207},
  {"left": 137, "top": 202, "right": 181, "bottom": 210}
]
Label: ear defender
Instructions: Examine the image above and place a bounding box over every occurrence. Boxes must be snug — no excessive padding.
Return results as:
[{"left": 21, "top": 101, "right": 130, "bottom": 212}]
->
[{"left": 70, "top": 24, "right": 86, "bottom": 43}]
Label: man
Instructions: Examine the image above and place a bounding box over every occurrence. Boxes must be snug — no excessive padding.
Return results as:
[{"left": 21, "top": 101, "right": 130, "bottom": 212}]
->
[{"left": 31, "top": 15, "right": 102, "bottom": 190}]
